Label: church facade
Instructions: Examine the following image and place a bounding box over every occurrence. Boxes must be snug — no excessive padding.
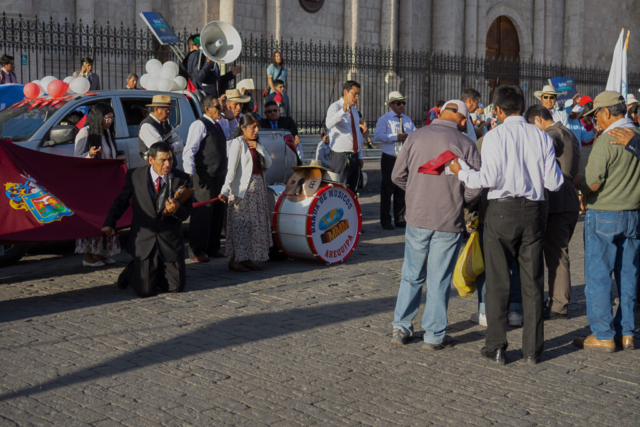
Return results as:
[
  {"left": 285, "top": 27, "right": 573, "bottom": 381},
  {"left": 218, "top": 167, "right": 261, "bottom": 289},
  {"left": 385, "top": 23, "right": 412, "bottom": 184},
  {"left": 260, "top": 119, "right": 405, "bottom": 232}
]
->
[{"left": 7, "top": 0, "right": 640, "bottom": 69}]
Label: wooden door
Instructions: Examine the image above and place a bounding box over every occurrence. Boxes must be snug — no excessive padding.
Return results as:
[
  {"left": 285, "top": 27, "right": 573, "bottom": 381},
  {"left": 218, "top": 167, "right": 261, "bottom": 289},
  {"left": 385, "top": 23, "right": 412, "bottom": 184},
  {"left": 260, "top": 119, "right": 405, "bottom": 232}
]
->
[{"left": 485, "top": 17, "right": 520, "bottom": 99}]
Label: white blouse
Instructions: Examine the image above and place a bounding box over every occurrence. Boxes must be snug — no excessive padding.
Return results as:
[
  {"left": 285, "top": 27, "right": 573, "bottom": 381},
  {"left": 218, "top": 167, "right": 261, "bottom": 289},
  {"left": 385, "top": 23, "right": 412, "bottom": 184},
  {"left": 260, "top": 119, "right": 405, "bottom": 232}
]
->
[{"left": 74, "top": 126, "right": 116, "bottom": 159}]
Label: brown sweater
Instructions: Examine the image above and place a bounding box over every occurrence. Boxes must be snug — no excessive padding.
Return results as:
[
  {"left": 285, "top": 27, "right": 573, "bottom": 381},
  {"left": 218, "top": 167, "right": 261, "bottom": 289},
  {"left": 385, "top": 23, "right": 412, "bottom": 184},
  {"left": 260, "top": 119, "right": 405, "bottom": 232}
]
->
[{"left": 392, "top": 119, "right": 482, "bottom": 233}]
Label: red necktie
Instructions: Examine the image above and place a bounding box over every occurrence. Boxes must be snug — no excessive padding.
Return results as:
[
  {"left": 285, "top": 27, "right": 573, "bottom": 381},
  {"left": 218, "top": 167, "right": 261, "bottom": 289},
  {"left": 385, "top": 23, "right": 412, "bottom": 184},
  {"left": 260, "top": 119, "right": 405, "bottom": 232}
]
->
[
  {"left": 397, "top": 115, "right": 405, "bottom": 133},
  {"left": 155, "top": 177, "right": 162, "bottom": 194},
  {"left": 348, "top": 108, "right": 358, "bottom": 154},
  {"left": 215, "top": 122, "right": 222, "bottom": 133}
]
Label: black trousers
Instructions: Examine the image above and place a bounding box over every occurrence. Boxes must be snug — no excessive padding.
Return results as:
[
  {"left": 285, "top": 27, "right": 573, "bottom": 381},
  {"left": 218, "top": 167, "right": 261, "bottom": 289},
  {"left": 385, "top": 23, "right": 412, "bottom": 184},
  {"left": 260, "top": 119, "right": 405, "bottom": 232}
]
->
[
  {"left": 189, "top": 173, "right": 225, "bottom": 257},
  {"left": 330, "top": 151, "right": 360, "bottom": 194},
  {"left": 121, "top": 245, "right": 186, "bottom": 298},
  {"left": 543, "top": 211, "right": 579, "bottom": 314},
  {"left": 380, "top": 153, "right": 405, "bottom": 225},
  {"left": 484, "top": 198, "right": 545, "bottom": 358}
]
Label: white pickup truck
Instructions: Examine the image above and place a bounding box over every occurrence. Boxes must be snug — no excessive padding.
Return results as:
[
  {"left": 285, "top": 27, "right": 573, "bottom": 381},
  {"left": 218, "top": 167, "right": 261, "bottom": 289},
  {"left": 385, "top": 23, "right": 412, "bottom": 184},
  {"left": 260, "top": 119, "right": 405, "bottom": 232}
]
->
[{"left": 0, "top": 90, "right": 297, "bottom": 266}]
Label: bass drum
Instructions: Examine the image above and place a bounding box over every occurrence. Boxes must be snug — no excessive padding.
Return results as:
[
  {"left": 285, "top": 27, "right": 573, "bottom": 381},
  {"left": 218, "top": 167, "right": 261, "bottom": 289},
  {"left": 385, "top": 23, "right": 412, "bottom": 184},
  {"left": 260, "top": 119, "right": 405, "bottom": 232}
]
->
[
  {"left": 267, "top": 184, "right": 286, "bottom": 220},
  {"left": 273, "top": 183, "right": 362, "bottom": 265}
]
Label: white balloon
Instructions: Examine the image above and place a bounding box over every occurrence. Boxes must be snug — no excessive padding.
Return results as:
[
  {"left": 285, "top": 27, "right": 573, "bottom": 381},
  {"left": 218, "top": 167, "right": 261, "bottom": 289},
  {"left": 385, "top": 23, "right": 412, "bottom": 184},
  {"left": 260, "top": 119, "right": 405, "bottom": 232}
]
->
[
  {"left": 170, "top": 80, "right": 179, "bottom": 91},
  {"left": 31, "top": 80, "right": 45, "bottom": 97},
  {"left": 69, "top": 77, "right": 90, "bottom": 95},
  {"left": 173, "top": 76, "right": 187, "bottom": 90},
  {"left": 40, "top": 76, "right": 57, "bottom": 93},
  {"left": 161, "top": 61, "right": 179, "bottom": 80},
  {"left": 63, "top": 76, "right": 75, "bottom": 84},
  {"left": 145, "top": 59, "right": 163, "bottom": 75},
  {"left": 139, "top": 73, "right": 151, "bottom": 89},
  {"left": 145, "top": 79, "right": 158, "bottom": 91},
  {"left": 157, "top": 78, "right": 173, "bottom": 92}
]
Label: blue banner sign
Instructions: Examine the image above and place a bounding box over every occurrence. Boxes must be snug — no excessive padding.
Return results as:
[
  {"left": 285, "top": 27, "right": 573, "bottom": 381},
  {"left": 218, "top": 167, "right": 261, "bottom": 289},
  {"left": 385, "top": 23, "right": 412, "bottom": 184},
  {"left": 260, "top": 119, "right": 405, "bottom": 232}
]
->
[{"left": 139, "top": 12, "right": 181, "bottom": 45}]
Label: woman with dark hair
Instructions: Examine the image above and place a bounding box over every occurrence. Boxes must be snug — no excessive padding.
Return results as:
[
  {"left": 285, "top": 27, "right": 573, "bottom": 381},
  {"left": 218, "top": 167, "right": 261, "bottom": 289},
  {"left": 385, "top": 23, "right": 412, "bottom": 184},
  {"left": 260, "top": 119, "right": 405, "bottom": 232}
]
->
[
  {"left": 267, "top": 51, "right": 288, "bottom": 95},
  {"left": 74, "top": 103, "right": 121, "bottom": 267},
  {"left": 218, "top": 113, "right": 272, "bottom": 271}
]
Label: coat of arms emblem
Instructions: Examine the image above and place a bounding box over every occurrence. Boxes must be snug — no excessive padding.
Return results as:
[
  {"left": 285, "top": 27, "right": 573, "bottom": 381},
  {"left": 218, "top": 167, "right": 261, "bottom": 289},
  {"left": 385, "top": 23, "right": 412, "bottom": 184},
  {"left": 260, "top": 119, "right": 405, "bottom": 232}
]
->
[{"left": 5, "top": 175, "right": 74, "bottom": 224}]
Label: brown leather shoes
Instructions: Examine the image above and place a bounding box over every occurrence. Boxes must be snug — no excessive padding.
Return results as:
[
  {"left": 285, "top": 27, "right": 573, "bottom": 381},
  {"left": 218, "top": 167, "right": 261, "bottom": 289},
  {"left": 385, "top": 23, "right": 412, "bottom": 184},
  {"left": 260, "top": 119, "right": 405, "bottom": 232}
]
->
[
  {"left": 614, "top": 335, "right": 634, "bottom": 350},
  {"left": 192, "top": 254, "right": 210, "bottom": 263},
  {"left": 573, "top": 335, "right": 615, "bottom": 352}
]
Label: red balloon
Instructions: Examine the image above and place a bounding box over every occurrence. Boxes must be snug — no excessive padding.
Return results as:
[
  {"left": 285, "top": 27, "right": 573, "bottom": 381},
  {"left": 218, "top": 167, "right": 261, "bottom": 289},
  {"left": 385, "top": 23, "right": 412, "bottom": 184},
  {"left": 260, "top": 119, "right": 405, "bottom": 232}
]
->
[
  {"left": 47, "top": 80, "right": 69, "bottom": 98},
  {"left": 23, "top": 82, "right": 41, "bottom": 99}
]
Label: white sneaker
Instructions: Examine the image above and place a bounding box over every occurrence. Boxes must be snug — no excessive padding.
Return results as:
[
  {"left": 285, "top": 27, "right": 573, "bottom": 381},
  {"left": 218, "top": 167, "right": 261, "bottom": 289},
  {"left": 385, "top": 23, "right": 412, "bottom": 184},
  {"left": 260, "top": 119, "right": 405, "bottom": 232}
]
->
[
  {"left": 83, "top": 260, "right": 105, "bottom": 267},
  {"left": 102, "top": 257, "right": 116, "bottom": 265},
  {"left": 508, "top": 311, "right": 523, "bottom": 327},
  {"left": 470, "top": 312, "right": 487, "bottom": 327}
]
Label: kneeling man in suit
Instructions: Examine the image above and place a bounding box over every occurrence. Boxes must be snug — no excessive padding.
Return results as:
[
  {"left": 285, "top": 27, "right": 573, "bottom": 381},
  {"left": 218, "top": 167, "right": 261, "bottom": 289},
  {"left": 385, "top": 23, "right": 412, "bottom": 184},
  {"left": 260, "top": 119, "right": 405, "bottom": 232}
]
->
[{"left": 102, "top": 142, "right": 193, "bottom": 297}]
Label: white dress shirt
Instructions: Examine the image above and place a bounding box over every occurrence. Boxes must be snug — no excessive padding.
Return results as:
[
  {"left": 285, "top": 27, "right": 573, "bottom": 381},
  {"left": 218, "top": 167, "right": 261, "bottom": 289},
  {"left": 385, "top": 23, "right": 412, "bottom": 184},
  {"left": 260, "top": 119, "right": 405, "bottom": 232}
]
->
[
  {"left": 551, "top": 108, "right": 569, "bottom": 127},
  {"left": 218, "top": 116, "right": 239, "bottom": 140},
  {"left": 74, "top": 127, "right": 116, "bottom": 159},
  {"left": 182, "top": 115, "right": 235, "bottom": 175},
  {"left": 139, "top": 114, "right": 184, "bottom": 156},
  {"left": 325, "top": 98, "right": 364, "bottom": 159},
  {"left": 457, "top": 116, "right": 564, "bottom": 201},
  {"left": 374, "top": 111, "right": 416, "bottom": 156},
  {"left": 149, "top": 166, "right": 168, "bottom": 187}
]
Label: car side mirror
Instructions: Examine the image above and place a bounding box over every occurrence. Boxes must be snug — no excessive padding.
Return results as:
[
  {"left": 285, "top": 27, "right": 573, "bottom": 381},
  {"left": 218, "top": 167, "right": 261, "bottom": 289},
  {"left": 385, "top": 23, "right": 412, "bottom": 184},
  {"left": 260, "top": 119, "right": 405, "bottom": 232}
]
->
[{"left": 44, "top": 125, "right": 76, "bottom": 147}]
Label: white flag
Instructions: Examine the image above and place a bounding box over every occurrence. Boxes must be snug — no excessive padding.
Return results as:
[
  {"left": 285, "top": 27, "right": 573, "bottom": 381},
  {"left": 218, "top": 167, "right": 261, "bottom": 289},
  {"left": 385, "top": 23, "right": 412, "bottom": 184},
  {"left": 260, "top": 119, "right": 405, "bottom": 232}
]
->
[{"left": 606, "top": 29, "right": 628, "bottom": 100}]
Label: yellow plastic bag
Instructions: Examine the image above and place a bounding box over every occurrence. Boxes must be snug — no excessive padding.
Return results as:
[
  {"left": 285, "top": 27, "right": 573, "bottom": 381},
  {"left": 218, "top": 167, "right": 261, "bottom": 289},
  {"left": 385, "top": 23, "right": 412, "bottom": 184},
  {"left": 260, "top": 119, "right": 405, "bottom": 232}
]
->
[{"left": 452, "top": 228, "right": 485, "bottom": 298}]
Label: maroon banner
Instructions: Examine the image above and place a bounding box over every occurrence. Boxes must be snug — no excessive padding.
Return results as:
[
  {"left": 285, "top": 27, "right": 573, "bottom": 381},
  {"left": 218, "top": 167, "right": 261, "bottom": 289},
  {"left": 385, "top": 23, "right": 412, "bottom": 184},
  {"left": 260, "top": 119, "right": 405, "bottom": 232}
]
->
[{"left": 0, "top": 139, "right": 132, "bottom": 244}]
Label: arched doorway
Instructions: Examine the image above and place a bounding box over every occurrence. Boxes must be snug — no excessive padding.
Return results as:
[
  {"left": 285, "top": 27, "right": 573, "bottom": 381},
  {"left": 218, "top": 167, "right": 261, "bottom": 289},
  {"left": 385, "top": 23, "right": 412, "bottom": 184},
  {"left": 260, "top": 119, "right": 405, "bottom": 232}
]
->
[{"left": 485, "top": 16, "right": 520, "bottom": 99}]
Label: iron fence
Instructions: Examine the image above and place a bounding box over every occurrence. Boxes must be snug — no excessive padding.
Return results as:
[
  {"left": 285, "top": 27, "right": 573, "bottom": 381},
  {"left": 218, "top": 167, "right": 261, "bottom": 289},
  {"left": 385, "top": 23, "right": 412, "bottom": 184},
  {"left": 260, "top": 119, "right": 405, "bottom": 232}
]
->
[{"left": 2, "top": 13, "right": 639, "bottom": 134}]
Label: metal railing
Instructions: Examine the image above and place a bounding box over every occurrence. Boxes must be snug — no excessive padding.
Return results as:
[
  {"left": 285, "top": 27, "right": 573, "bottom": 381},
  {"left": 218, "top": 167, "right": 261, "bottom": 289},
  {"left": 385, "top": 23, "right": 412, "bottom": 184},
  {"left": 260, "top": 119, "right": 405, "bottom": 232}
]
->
[{"left": 3, "top": 13, "right": 639, "bottom": 135}]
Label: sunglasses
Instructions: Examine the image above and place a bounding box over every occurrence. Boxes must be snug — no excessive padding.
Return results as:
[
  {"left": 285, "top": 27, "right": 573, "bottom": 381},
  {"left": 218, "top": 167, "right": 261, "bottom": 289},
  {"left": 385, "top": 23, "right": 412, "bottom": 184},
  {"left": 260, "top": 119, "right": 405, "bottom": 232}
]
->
[
  {"left": 542, "top": 95, "right": 556, "bottom": 100},
  {"left": 394, "top": 101, "right": 406, "bottom": 106},
  {"left": 265, "top": 109, "right": 278, "bottom": 113}
]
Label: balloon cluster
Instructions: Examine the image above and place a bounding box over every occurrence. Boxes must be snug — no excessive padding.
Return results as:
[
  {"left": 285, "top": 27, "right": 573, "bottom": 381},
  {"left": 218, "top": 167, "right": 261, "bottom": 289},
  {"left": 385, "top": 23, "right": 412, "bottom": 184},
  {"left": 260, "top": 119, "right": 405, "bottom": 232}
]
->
[
  {"left": 139, "top": 59, "right": 186, "bottom": 91},
  {"left": 23, "top": 75, "right": 91, "bottom": 99}
]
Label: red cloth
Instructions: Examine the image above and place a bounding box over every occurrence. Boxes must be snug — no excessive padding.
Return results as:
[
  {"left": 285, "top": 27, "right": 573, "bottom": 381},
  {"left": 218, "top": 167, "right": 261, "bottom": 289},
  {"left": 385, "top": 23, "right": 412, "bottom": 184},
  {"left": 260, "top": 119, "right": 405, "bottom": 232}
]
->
[
  {"left": 187, "top": 78, "right": 197, "bottom": 93},
  {"left": 154, "top": 177, "right": 162, "bottom": 194},
  {"left": 425, "top": 107, "right": 440, "bottom": 125},
  {"left": 0, "top": 139, "right": 131, "bottom": 244},
  {"left": 274, "top": 92, "right": 283, "bottom": 104},
  {"left": 250, "top": 148, "right": 262, "bottom": 174},
  {"left": 348, "top": 108, "right": 359, "bottom": 153},
  {"left": 580, "top": 119, "right": 595, "bottom": 146},
  {"left": 418, "top": 150, "right": 458, "bottom": 175}
]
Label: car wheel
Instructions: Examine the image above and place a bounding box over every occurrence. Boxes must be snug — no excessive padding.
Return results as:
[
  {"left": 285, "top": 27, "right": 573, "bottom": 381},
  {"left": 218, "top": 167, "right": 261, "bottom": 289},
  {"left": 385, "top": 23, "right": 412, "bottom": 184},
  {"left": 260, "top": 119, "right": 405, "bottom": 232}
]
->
[{"left": 0, "top": 244, "right": 30, "bottom": 267}]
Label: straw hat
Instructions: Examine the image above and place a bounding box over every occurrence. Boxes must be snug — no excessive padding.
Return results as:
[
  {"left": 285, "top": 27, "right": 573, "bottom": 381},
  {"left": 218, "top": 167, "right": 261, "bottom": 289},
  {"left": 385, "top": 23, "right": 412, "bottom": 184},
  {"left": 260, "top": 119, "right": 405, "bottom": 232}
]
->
[
  {"left": 321, "top": 170, "right": 342, "bottom": 184},
  {"left": 291, "top": 160, "right": 331, "bottom": 172},
  {"left": 225, "top": 88, "right": 251, "bottom": 103},
  {"left": 388, "top": 91, "right": 407, "bottom": 104},
  {"left": 236, "top": 78, "right": 255, "bottom": 91},
  {"left": 146, "top": 94, "right": 174, "bottom": 108},
  {"left": 533, "top": 84, "right": 559, "bottom": 100}
]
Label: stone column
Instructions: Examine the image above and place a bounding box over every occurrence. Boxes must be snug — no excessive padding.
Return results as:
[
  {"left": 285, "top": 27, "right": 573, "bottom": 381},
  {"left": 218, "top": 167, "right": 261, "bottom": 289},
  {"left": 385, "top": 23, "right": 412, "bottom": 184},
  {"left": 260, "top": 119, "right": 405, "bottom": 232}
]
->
[
  {"left": 464, "top": 0, "right": 478, "bottom": 56},
  {"left": 76, "top": 0, "right": 94, "bottom": 25},
  {"left": 532, "top": 0, "right": 545, "bottom": 61},
  {"left": 380, "top": 0, "right": 399, "bottom": 51},
  {"left": 563, "top": 0, "right": 583, "bottom": 65},
  {"left": 220, "top": 0, "right": 237, "bottom": 26},
  {"left": 475, "top": 0, "right": 487, "bottom": 57},
  {"left": 344, "top": 0, "right": 360, "bottom": 46},
  {"left": 266, "top": 0, "right": 281, "bottom": 41},
  {"left": 398, "top": 0, "right": 413, "bottom": 51},
  {"left": 432, "top": 0, "right": 464, "bottom": 54}
]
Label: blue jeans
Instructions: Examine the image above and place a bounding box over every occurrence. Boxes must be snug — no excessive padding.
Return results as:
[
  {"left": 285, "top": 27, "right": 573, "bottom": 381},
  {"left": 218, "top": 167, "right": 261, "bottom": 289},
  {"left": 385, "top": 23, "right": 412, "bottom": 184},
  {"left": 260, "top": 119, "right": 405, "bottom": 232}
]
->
[
  {"left": 475, "top": 225, "right": 523, "bottom": 314},
  {"left": 392, "top": 224, "right": 462, "bottom": 344},
  {"left": 584, "top": 210, "right": 640, "bottom": 340}
]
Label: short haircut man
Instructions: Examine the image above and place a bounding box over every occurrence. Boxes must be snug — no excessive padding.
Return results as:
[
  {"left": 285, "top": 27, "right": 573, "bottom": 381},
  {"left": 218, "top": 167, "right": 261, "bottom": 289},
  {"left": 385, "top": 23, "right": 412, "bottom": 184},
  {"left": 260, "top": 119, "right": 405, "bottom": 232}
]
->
[
  {"left": 460, "top": 88, "right": 481, "bottom": 141},
  {"left": 0, "top": 54, "right": 13, "bottom": 66}
]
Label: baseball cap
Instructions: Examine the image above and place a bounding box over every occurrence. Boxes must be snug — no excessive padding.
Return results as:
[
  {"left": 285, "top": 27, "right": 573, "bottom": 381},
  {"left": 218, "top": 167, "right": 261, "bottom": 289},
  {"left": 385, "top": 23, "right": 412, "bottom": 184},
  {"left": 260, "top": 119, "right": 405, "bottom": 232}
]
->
[
  {"left": 584, "top": 91, "right": 626, "bottom": 116},
  {"left": 443, "top": 100, "right": 469, "bottom": 117},
  {"left": 578, "top": 95, "right": 594, "bottom": 106},
  {"left": 571, "top": 105, "right": 584, "bottom": 114}
]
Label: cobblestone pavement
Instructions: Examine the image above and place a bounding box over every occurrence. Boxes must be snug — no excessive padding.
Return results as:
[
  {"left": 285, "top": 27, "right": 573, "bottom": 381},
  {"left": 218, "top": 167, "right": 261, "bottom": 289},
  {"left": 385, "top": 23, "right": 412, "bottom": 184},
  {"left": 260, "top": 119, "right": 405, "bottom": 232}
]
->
[{"left": 0, "top": 194, "right": 639, "bottom": 426}]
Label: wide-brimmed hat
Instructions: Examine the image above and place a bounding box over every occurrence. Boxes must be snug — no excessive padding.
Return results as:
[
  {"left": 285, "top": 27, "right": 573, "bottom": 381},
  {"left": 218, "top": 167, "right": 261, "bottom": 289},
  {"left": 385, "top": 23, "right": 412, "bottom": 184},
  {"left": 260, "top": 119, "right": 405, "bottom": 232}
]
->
[
  {"left": 388, "top": 91, "right": 407, "bottom": 104},
  {"left": 534, "top": 85, "right": 559, "bottom": 100},
  {"left": 321, "top": 170, "right": 342, "bottom": 184},
  {"left": 291, "top": 160, "right": 331, "bottom": 172},
  {"left": 146, "top": 94, "right": 174, "bottom": 108},
  {"left": 225, "top": 88, "right": 251, "bottom": 103},
  {"left": 236, "top": 78, "right": 255, "bottom": 91},
  {"left": 584, "top": 91, "right": 626, "bottom": 116}
]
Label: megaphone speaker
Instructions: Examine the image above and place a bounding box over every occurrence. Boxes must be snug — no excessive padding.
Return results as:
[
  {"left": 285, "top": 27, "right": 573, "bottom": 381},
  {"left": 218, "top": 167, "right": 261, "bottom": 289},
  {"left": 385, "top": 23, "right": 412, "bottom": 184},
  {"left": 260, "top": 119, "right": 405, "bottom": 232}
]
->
[{"left": 200, "top": 21, "right": 242, "bottom": 64}]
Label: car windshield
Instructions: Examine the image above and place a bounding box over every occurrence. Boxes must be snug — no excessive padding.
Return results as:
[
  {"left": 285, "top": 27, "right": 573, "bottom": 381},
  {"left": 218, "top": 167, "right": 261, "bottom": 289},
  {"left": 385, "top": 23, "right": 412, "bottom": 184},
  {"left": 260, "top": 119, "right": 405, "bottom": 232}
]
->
[{"left": 0, "top": 100, "right": 71, "bottom": 142}]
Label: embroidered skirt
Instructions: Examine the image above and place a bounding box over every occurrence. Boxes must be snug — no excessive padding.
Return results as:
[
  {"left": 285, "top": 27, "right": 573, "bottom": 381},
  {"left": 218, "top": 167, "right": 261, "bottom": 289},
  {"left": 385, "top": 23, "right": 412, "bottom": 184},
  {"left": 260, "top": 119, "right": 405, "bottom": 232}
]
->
[
  {"left": 75, "top": 233, "right": 121, "bottom": 257},
  {"left": 225, "top": 174, "right": 271, "bottom": 262}
]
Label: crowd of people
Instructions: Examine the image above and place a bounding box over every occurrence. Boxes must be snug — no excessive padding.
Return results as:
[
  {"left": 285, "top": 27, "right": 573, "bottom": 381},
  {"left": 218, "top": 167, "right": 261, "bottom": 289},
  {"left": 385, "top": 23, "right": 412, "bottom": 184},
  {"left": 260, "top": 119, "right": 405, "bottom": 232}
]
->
[{"left": 7, "top": 44, "right": 637, "bottom": 364}]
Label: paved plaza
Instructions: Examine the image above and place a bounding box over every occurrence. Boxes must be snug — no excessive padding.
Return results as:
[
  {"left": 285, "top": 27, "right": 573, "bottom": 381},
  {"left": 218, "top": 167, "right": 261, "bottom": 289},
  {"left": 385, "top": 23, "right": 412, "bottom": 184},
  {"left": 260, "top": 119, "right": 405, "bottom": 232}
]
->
[{"left": 0, "top": 194, "right": 639, "bottom": 426}]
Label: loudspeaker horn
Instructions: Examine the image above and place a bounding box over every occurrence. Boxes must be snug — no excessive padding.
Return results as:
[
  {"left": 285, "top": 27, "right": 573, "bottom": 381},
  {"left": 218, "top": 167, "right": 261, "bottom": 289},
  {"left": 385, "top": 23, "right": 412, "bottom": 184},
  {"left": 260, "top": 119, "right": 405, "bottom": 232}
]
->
[{"left": 199, "top": 21, "right": 242, "bottom": 64}]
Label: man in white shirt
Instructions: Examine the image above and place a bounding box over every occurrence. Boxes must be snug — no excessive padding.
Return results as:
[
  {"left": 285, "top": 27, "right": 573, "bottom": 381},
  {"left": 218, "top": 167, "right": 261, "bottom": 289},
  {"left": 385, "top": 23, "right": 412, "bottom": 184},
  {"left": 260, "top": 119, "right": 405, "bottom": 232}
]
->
[
  {"left": 183, "top": 95, "right": 236, "bottom": 263},
  {"left": 461, "top": 89, "right": 481, "bottom": 142},
  {"left": 374, "top": 91, "right": 416, "bottom": 230},
  {"left": 325, "top": 81, "right": 364, "bottom": 193},
  {"left": 450, "top": 84, "right": 564, "bottom": 366},
  {"left": 533, "top": 84, "right": 580, "bottom": 127}
]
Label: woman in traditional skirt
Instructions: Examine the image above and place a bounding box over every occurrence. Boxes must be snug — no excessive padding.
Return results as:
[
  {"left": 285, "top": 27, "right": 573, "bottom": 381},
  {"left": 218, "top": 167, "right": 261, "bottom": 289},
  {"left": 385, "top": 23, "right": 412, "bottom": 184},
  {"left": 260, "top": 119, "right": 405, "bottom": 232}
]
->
[
  {"left": 74, "top": 103, "right": 121, "bottom": 267},
  {"left": 218, "top": 113, "right": 272, "bottom": 271}
]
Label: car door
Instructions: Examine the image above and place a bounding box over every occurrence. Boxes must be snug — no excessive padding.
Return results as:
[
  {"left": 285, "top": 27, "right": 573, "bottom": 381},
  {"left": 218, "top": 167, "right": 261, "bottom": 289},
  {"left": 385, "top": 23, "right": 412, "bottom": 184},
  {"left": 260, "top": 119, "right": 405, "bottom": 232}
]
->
[{"left": 117, "top": 94, "right": 182, "bottom": 170}]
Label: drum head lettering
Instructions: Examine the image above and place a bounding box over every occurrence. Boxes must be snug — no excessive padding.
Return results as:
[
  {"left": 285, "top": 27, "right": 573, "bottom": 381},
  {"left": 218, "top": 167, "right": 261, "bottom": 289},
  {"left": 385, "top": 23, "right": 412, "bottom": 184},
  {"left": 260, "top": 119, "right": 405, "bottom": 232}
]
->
[{"left": 285, "top": 169, "right": 322, "bottom": 202}]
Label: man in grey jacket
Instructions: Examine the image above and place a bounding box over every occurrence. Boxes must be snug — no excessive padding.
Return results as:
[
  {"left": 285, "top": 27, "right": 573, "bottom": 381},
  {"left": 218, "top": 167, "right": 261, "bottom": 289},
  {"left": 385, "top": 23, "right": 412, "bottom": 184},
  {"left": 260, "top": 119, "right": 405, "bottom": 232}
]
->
[{"left": 390, "top": 100, "right": 482, "bottom": 350}]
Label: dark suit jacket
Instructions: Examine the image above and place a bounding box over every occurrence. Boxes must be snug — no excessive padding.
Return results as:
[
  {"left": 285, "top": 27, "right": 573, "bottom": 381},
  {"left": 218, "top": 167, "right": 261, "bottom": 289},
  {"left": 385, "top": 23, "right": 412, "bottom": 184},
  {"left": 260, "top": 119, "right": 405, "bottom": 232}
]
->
[
  {"left": 104, "top": 167, "right": 193, "bottom": 262},
  {"left": 545, "top": 122, "right": 580, "bottom": 213},
  {"left": 193, "top": 61, "right": 234, "bottom": 97},
  {"left": 259, "top": 117, "right": 298, "bottom": 137}
]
